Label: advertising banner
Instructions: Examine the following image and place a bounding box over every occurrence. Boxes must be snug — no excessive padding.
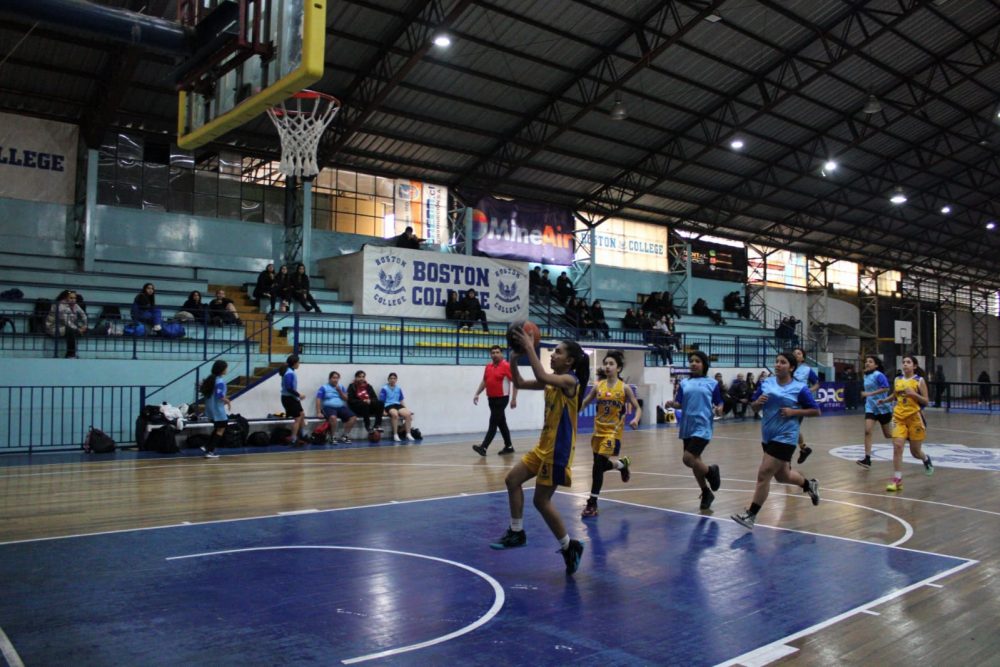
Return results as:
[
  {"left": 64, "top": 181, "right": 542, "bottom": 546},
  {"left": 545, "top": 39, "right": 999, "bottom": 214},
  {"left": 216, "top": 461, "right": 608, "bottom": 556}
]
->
[
  {"left": 472, "top": 196, "right": 574, "bottom": 264},
  {"left": 422, "top": 183, "right": 448, "bottom": 245},
  {"left": 682, "top": 237, "right": 748, "bottom": 282},
  {"left": 0, "top": 112, "right": 78, "bottom": 205},
  {"left": 362, "top": 245, "right": 529, "bottom": 320},
  {"left": 575, "top": 217, "right": 668, "bottom": 272},
  {"left": 815, "top": 382, "right": 846, "bottom": 412}
]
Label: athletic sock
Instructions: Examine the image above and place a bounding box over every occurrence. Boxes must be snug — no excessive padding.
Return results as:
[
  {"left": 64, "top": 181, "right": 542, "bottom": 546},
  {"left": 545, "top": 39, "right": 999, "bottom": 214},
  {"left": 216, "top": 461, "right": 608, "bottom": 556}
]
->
[
  {"left": 801, "top": 480, "right": 811, "bottom": 492},
  {"left": 558, "top": 534, "right": 570, "bottom": 550},
  {"left": 510, "top": 518, "right": 524, "bottom": 531},
  {"left": 589, "top": 493, "right": 598, "bottom": 500},
  {"left": 613, "top": 459, "right": 624, "bottom": 470},
  {"left": 748, "top": 503, "right": 762, "bottom": 516},
  {"left": 894, "top": 470, "right": 902, "bottom": 479}
]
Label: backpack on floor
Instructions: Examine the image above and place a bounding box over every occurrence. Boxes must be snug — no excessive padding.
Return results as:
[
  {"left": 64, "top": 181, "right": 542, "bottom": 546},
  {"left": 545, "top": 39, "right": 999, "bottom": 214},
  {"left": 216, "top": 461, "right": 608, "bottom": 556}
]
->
[
  {"left": 221, "top": 414, "right": 250, "bottom": 447},
  {"left": 270, "top": 426, "right": 293, "bottom": 445},
  {"left": 310, "top": 420, "right": 330, "bottom": 444},
  {"left": 410, "top": 428, "right": 422, "bottom": 440},
  {"left": 83, "top": 427, "right": 116, "bottom": 454},
  {"left": 247, "top": 431, "right": 271, "bottom": 447},
  {"left": 123, "top": 322, "right": 146, "bottom": 337},
  {"left": 144, "top": 425, "right": 180, "bottom": 453}
]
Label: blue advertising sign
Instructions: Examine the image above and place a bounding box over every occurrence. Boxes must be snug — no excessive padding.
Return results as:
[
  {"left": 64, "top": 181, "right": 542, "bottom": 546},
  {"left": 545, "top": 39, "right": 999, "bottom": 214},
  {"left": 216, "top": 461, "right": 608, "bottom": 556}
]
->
[
  {"left": 815, "top": 382, "right": 845, "bottom": 412},
  {"left": 472, "top": 196, "right": 575, "bottom": 265}
]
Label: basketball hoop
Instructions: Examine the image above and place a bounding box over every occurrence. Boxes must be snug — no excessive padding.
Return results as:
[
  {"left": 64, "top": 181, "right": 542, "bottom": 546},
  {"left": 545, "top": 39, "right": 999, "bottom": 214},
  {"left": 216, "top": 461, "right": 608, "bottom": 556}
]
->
[{"left": 266, "top": 90, "right": 341, "bottom": 178}]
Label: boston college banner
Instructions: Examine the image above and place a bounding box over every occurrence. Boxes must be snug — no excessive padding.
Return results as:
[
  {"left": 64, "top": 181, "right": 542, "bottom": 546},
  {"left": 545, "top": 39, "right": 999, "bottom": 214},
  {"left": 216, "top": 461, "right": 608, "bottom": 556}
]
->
[
  {"left": 319, "top": 245, "right": 530, "bottom": 321},
  {"left": 0, "top": 112, "right": 78, "bottom": 205}
]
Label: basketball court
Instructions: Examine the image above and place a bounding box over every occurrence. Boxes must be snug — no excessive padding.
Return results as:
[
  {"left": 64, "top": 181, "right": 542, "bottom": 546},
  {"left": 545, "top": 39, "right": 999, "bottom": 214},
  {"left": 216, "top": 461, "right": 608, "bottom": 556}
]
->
[{"left": 2, "top": 411, "right": 998, "bottom": 665}]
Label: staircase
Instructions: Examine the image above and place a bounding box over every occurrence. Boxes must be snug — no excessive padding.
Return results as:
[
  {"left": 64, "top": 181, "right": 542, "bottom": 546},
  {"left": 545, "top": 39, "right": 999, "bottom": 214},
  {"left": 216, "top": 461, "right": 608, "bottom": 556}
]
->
[
  {"left": 209, "top": 284, "right": 294, "bottom": 355},
  {"left": 227, "top": 361, "right": 286, "bottom": 397}
]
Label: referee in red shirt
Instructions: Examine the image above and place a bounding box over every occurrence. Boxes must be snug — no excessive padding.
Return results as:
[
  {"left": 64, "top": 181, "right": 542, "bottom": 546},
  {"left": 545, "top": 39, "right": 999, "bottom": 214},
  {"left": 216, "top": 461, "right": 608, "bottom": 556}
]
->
[{"left": 473, "top": 345, "right": 518, "bottom": 455}]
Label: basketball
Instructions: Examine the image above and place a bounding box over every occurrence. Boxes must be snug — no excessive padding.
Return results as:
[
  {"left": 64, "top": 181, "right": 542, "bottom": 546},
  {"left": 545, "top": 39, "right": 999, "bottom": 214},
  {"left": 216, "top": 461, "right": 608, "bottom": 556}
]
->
[{"left": 507, "top": 320, "right": 541, "bottom": 353}]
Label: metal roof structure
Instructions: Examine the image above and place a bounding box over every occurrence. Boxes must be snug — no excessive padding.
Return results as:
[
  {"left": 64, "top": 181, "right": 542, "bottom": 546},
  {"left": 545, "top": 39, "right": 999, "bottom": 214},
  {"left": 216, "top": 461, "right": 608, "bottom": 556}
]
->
[{"left": 2, "top": 0, "right": 999, "bottom": 288}]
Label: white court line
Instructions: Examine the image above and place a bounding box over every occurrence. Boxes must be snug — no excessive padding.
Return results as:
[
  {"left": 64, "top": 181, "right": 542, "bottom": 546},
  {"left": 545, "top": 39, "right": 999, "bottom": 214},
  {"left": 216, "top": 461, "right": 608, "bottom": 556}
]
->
[
  {"left": 277, "top": 509, "right": 318, "bottom": 515},
  {"left": 166, "top": 545, "right": 505, "bottom": 665},
  {"left": 859, "top": 610, "right": 880, "bottom": 616},
  {"left": 0, "top": 625, "right": 25, "bottom": 667},
  {"left": 712, "top": 559, "right": 977, "bottom": 667}
]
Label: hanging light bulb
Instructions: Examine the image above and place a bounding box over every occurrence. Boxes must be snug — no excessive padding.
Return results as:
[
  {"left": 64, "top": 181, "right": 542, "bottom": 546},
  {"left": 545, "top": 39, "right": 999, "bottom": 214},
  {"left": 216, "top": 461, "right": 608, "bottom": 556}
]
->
[
  {"left": 609, "top": 97, "right": 628, "bottom": 121},
  {"left": 889, "top": 188, "right": 907, "bottom": 205},
  {"left": 863, "top": 94, "right": 883, "bottom": 114}
]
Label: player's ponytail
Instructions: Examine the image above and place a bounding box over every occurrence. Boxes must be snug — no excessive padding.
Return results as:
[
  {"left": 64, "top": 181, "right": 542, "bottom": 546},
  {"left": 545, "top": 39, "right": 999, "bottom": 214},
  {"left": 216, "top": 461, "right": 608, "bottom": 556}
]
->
[
  {"left": 561, "top": 340, "right": 590, "bottom": 410},
  {"left": 200, "top": 360, "right": 228, "bottom": 397}
]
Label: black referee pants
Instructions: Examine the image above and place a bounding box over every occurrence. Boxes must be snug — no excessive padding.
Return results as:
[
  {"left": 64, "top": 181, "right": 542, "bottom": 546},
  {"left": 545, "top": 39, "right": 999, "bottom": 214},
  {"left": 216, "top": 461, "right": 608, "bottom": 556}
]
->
[{"left": 481, "top": 396, "right": 512, "bottom": 449}]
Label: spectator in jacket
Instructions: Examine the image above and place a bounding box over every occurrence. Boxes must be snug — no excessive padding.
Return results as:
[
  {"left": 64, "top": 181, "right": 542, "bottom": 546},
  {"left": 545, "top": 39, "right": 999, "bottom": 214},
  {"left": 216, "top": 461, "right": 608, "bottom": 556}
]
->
[
  {"left": 176, "top": 290, "right": 207, "bottom": 323},
  {"left": 590, "top": 300, "right": 610, "bottom": 339},
  {"left": 348, "top": 370, "right": 384, "bottom": 433},
  {"left": 45, "top": 290, "right": 88, "bottom": 358},
  {"left": 693, "top": 298, "right": 725, "bottom": 325},
  {"left": 131, "top": 283, "right": 163, "bottom": 332},
  {"left": 556, "top": 272, "right": 575, "bottom": 304},
  {"left": 253, "top": 263, "right": 277, "bottom": 313},
  {"left": 460, "top": 288, "right": 488, "bottom": 332},
  {"left": 274, "top": 264, "right": 292, "bottom": 312},
  {"left": 209, "top": 289, "right": 240, "bottom": 326},
  {"left": 394, "top": 226, "right": 424, "bottom": 249},
  {"left": 729, "top": 373, "right": 751, "bottom": 418},
  {"left": 622, "top": 308, "right": 640, "bottom": 330},
  {"left": 289, "top": 263, "right": 321, "bottom": 312},
  {"left": 445, "top": 290, "right": 465, "bottom": 327}
]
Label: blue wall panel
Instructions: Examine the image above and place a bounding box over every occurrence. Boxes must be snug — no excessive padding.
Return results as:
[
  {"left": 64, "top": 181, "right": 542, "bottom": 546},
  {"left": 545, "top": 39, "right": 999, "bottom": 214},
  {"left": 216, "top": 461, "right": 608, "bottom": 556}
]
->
[{"left": 0, "top": 196, "right": 72, "bottom": 257}]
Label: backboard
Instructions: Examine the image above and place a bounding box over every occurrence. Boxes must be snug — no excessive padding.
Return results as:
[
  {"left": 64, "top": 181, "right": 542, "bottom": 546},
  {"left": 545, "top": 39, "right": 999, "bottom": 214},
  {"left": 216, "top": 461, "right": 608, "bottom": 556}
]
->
[{"left": 176, "top": 0, "right": 326, "bottom": 150}]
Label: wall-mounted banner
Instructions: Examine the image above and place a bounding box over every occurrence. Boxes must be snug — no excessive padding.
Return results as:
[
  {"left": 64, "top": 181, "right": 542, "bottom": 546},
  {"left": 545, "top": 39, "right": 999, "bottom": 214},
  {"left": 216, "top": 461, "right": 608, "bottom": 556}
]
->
[
  {"left": 575, "top": 217, "right": 668, "bottom": 272},
  {"left": 680, "top": 236, "right": 748, "bottom": 282},
  {"left": 360, "top": 245, "right": 529, "bottom": 320},
  {"left": 0, "top": 112, "right": 78, "bottom": 205},
  {"left": 423, "top": 183, "right": 448, "bottom": 245},
  {"left": 472, "top": 196, "right": 574, "bottom": 265}
]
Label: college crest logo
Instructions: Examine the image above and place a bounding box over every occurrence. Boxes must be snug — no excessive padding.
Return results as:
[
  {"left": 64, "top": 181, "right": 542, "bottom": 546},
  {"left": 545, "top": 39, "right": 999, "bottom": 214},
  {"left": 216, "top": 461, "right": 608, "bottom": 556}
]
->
[
  {"left": 375, "top": 268, "right": 404, "bottom": 295},
  {"left": 496, "top": 280, "right": 519, "bottom": 304}
]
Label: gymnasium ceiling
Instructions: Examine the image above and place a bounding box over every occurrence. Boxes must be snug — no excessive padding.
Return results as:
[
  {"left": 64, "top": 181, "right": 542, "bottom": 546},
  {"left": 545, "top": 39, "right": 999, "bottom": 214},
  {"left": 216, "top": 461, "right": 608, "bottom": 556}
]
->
[{"left": 2, "top": 0, "right": 1000, "bottom": 290}]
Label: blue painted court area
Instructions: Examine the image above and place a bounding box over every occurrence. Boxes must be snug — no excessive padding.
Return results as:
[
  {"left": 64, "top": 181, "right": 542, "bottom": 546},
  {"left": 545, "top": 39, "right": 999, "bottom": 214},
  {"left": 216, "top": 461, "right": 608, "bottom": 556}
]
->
[{"left": 0, "top": 493, "right": 971, "bottom": 666}]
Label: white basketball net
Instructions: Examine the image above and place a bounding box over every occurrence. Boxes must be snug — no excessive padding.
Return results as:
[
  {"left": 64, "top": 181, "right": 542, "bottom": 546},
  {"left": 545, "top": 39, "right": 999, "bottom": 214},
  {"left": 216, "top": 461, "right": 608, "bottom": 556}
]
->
[{"left": 267, "top": 92, "right": 341, "bottom": 178}]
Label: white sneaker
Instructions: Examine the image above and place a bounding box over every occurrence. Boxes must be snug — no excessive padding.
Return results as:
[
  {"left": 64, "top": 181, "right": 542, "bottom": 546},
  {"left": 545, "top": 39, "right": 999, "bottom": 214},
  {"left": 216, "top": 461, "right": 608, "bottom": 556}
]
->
[
  {"left": 406, "top": 433, "right": 416, "bottom": 441},
  {"left": 393, "top": 434, "right": 401, "bottom": 442},
  {"left": 204, "top": 451, "right": 219, "bottom": 459},
  {"left": 152, "top": 324, "right": 162, "bottom": 332}
]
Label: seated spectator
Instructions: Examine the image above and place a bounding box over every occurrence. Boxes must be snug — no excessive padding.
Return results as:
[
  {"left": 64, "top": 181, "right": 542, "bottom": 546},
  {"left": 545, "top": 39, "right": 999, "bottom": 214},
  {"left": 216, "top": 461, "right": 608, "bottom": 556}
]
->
[
  {"left": 776, "top": 316, "right": 800, "bottom": 345},
  {"left": 538, "top": 269, "right": 553, "bottom": 300},
  {"left": 460, "top": 288, "right": 489, "bottom": 332},
  {"left": 208, "top": 289, "right": 240, "bottom": 326},
  {"left": 315, "top": 370, "right": 357, "bottom": 443},
  {"left": 175, "top": 290, "right": 207, "bottom": 323},
  {"left": 348, "top": 370, "right": 384, "bottom": 433},
  {"left": 529, "top": 267, "right": 542, "bottom": 296},
  {"left": 253, "top": 263, "right": 278, "bottom": 313},
  {"left": 289, "top": 263, "right": 322, "bottom": 312},
  {"left": 578, "top": 300, "right": 595, "bottom": 336},
  {"left": 637, "top": 309, "right": 654, "bottom": 330},
  {"left": 131, "top": 283, "right": 163, "bottom": 332},
  {"left": 380, "top": 372, "right": 415, "bottom": 442},
  {"left": 643, "top": 292, "right": 664, "bottom": 318},
  {"left": 723, "top": 291, "right": 750, "bottom": 318},
  {"left": 556, "top": 272, "right": 575, "bottom": 303},
  {"left": 729, "top": 373, "right": 750, "bottom": 418},
  {"left": 564, "top": 296, "right": 583, "bottom": 328},
  {"left": 590, "top": 300, "right": 610, "bottom": 339},
  {"left": 662, "top": 291, "right": 680, "bottom": 319},
  {"left": 622, "top": 307, "right": 640, "bottom": 330},
  {"left": 445, "top": 290, "right": 465, "bottom": 326},
  {"left": 45, "top": 290, "right": 87, "bottom": 358},
  {"left": 394, "top": 226, "right": 424, "bottom": 249},
  {"left": 693, "top": 298, "right": 725, "bottom": 325},
  {"left": 714, "top": 372, "right": 735, "bottom": 416},
  {"left": 274, "top": 264, "right": 292, "bottom": 312}
]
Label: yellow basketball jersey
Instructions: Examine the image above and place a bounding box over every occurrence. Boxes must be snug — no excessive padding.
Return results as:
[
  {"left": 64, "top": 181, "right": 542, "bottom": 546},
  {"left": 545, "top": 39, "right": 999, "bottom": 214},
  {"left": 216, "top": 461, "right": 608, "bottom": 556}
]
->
[
  {"left": 536, "top": 378, "right": 580, "bottom": 467},
  {"left": 892, "top": 375, "right": 923, "bottom": 419},
  {"left": 593, "top": 378, "right": 626, "bottom": 442}
]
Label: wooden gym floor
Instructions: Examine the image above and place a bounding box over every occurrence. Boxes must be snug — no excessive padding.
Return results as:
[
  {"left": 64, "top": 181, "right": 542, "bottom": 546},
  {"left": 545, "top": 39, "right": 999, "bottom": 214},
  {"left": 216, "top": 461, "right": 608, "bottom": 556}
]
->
[{"left": 1, "top": 410, "right": 998, "bottom": 665}]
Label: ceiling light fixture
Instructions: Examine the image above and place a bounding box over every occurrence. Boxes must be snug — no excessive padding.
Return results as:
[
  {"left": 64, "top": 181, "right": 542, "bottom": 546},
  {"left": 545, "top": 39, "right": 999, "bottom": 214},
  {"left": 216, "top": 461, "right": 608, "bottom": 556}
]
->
[
  {"left": 609, "top": 97, "right": 628, "bottom": 121},
  {"left": 940, "top": 205, "right": 952, "bottom": 214},
  {"left": 432, "top": 34, "right": 451, "bottom": 48},
  {"left": 823, "top": 160, "right": 838, "bottom": 172},
  {"left": 705, "top": 12, "right": 722, "bottom": 22},
  {"left": 730, "top": 138, "right": 744, "bottom": 150},
  {"left": 862, "top": 94, "right": 883, "bottom": 115},
  {"left": 889, "top": 188, "right": 907, "bottom": 205},
  {"left": 987, "top": 221, "right": 997, "bottom": 230}
]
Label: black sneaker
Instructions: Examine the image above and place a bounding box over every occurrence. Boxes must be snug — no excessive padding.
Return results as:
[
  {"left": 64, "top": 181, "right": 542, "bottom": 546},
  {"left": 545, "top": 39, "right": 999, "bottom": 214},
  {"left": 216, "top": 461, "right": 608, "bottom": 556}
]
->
[
  {"left": 472, "top": 444, "right": 487, "bottom": 457},
  {"left": 619, "top": 456, "right": 631, "bottom": 482},
  {"left": 707, "top": 464, "right": 721, "bottom": 491},
  {"left": 699, "top": 489, "right": 715, "bottom": 510},
  {"left": 731, "top": 511, "right": 755, "bottom": 530},
  {"left": 806, "top": 478, "right": 820, "bottom": 505},
  {"left": 923, "top": 455, "right": 934, "bottom": 476},
  {"left": 797, "top": 446, "right": 813, "bottom": 464},
  {"left": 489, "top": 528, "right": 526, "bottom": 550},
  {"left": 559, "top": 539, "right": 584, "bottom": 574},
  {"left": 856, "top": 456, "right": 871, "bottom": 469},
  {"left": 497, "top": 445, "right": 515, "bottom": 455}
]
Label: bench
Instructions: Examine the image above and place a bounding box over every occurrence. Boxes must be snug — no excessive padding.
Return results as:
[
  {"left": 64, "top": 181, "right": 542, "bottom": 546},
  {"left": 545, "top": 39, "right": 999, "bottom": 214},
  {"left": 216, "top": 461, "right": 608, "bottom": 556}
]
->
[{"left": 143, "top": 414, "right": 385, "bottom": 449}]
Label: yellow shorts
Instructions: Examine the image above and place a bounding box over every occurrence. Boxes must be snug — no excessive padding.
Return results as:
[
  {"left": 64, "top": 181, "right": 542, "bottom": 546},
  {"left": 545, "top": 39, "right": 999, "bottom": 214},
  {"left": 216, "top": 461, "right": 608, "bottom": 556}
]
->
[
  {"left": 522, "top": 447, "right": 572, "bottom": 487},
  {"left": 591, "top": 435, "right": 622, "bottom": 458},
  {"left": 892, "top": 413, "right": 926, "bottom": 441}
]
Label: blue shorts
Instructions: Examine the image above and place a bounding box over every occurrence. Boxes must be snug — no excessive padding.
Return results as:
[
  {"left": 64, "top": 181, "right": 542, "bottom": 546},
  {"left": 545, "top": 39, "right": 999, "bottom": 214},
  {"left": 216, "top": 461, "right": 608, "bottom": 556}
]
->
[{"left": 322, "top": 405, "right": 355, "bottom": 420}]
